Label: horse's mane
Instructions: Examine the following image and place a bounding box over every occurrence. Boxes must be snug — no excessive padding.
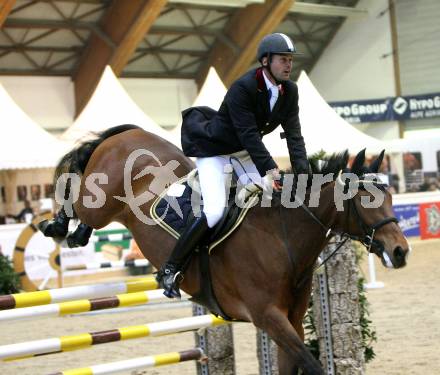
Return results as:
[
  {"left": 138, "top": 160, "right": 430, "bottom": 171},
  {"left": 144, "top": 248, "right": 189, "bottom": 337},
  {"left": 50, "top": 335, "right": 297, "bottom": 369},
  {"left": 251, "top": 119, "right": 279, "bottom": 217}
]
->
[
  {"left": 284, "top": 150, "right": 350, "bottom": 185},
  {"left": 308, "top": 150, "right": 350, "bottom": 181},
  {"left": 272, "top": 150, "right": 350, "bottom": 207},
  {"left": 54, "top": 124, "right": 140, "bottom": 186}
]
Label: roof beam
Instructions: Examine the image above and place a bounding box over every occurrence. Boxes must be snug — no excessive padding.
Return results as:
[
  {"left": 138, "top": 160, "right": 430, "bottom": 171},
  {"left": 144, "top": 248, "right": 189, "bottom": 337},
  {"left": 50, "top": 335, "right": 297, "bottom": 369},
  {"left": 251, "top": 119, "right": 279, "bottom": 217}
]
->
[
  {"left": 150, "top": 25, "right": 224, "bottom": 36},
  {"left": 73, "top": 0, "right": 167, "bottom": 116},
  {"left": 37, "top": 0, "right": 110, "bottom": 3},
  {"left": 169, "top": 0, "right": 264, "bottom": 7},
  {"left": 0, "top": 69, "right": 71, "bottom": 76},
  {"left": 5, "top": 18, "right": 98, "bottom": 29},
  {"left": 0, "top": 0, "right": 15, "bottom": 28},
  {"left": 121, "top": 71, "right": 194, "bottom": 79},
  {"left": 0, "top": 45, "right": 81, "bottom": 53},
  {"left": 291, "top": 1, "right": 368, "bottom": 18},
  {"left": 197, "top": 0, "right": 294, "bottom": 88}
]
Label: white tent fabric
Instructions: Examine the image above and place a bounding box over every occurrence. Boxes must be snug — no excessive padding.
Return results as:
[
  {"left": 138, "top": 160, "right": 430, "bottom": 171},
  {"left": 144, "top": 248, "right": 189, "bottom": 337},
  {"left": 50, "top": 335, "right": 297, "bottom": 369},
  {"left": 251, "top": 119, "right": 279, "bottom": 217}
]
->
[
  {"left": 192, "top": 67, "right": 227, "bottom": 109},
  {"left": 62, "top": 66, "right": 180, "bottom": 147},
  {"left": 168, "top": 67, "right": 227, "bottom": 142},
  {"left": 263, "top": 71, "right": 387, "bottom": 157},
  {"left": 0, "top": 84, "right": 67, "bottom": 170}
]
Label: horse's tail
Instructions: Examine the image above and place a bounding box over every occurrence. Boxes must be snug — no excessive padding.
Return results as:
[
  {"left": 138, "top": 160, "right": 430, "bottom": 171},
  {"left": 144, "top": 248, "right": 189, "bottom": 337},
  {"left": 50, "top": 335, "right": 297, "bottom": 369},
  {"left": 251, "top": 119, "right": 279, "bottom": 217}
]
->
[
  {"left": 53, "top": 124, "right": 140, "bottom": 186},
  {"left": 38, "top": 125, "right": 140, "bottom": 240}
]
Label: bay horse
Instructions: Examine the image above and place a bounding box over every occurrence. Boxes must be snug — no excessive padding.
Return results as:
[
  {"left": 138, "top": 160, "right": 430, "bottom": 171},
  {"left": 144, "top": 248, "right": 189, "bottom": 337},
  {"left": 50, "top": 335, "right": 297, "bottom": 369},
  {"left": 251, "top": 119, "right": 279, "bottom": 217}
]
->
[{"left": 41, "top": 125, "right": 409, "bottom": 375}]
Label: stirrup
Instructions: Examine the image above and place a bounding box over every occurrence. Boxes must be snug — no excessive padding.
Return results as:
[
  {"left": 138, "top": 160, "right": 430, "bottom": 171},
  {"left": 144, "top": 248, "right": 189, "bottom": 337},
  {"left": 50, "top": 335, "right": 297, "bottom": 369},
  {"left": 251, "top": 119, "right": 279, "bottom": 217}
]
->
[
  {"left": 173, "top": 270, "right": 184, "bottom": 284},
  {"left": 162, "top": 270, "right": 184, "bottom": 299}
]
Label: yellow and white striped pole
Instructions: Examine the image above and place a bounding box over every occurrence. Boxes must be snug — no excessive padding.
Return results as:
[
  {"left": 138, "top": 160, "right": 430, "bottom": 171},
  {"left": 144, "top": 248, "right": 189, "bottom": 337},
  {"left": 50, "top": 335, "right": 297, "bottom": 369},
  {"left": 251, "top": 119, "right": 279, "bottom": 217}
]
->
[
  {"left": 0, "top": 289, "right": 188, "bottom": 323},
  {"left": 0, "top": 315, "right": 226, "bottom": 361},
  {"left": 63, "top": 259, "right": 149, "bottom": 271},
  {"left": 48, "top": 348, "right": 205, "bottom": 375},
  {"left": 0, "top": 277, "right": 158, "bottom": 310}
]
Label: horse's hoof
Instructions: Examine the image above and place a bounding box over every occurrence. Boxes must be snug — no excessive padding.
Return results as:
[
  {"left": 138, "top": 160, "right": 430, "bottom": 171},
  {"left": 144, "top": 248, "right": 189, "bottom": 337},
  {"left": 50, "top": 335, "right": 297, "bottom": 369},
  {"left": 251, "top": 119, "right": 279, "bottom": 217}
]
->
[
  {"left": 38, "top": 219, "right": 68, "bottom": 239},
  {"left": 163, "top": 289, "right": 181, "bottom": 299},
  {"left": 37, "top": 219, "right": 50, "bottom": 234},
  {"left": 65, "top": 234, "right": 90, "bottom": 248}
]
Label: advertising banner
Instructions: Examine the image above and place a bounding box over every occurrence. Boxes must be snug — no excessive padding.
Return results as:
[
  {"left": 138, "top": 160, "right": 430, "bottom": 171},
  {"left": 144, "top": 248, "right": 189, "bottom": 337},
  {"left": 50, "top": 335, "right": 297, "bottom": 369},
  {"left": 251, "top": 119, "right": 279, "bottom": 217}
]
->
[
  {"left": 330, "top": 92, "right": 440, "bottom": 123},
  {"left": 419, "top": 202, "right": 440, "bottom": 239},
  {"left": 393, "top": 204, "right": 420, "bottom": 237}
]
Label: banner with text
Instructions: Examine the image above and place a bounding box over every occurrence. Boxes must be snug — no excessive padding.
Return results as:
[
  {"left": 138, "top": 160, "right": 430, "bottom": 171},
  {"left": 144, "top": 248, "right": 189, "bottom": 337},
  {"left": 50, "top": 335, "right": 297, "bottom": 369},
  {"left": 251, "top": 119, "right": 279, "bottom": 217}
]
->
[
  {"left": 393, "top": 204, "right": 420, "bottom": 237},
  {"left": 419, "top": 202, "right": 440, "bottom": 240},
  {"left": 329, "top": 92, "right": 440, "bottom": 123}
]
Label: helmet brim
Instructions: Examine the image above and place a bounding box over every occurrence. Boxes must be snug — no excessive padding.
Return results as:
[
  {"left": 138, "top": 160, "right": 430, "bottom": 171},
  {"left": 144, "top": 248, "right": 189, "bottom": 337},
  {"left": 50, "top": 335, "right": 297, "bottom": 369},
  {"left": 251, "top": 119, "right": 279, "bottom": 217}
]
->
[{"left": 271, "top": 50, "right": 303, "bottom": 56}]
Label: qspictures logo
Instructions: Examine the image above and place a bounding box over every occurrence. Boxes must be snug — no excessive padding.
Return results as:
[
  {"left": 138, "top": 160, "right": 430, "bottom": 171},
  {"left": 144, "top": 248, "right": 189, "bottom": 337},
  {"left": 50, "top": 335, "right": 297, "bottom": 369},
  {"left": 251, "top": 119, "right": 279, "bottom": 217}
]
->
[{"left": 54, "top": 149, "right": 387, "bottom": 225}]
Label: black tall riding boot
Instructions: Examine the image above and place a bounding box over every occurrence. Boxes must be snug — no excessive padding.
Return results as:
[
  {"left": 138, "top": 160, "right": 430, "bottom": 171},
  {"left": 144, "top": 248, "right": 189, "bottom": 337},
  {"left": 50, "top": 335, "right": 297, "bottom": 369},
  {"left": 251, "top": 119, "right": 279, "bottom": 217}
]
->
[{"left": 156, "top": 213, "right": 209, "bottom": 298}]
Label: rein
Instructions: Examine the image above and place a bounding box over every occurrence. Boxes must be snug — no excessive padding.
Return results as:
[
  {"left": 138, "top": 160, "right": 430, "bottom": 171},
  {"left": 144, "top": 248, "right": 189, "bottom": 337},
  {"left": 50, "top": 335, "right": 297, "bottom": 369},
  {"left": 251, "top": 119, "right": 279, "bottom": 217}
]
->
[
  {"left": 277, "top": 194, "right": 348, "bottom": 276},
  {"left": 277, "top": 176, "right": 399, "bottom": 272},
  {"left": 298, "top": 203, "right": 350, "bottom": 271}
]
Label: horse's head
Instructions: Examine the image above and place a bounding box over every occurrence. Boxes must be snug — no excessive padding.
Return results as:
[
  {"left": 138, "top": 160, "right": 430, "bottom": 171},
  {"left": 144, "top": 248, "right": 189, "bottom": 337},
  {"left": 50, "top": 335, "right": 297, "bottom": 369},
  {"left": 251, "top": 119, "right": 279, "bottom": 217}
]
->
[{"left": 336, "top": 149, "right": 410, "bottom": 269}]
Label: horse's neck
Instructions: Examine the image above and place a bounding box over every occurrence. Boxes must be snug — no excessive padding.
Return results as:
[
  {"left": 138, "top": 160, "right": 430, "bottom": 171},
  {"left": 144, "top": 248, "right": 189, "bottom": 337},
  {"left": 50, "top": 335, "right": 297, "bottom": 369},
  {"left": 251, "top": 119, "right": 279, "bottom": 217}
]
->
[
  {"left": 289, "top": 183, "right": 340, "bottom": 271},
  {"left": 310, "top": 182, "right": 340, "bottom": 232}
]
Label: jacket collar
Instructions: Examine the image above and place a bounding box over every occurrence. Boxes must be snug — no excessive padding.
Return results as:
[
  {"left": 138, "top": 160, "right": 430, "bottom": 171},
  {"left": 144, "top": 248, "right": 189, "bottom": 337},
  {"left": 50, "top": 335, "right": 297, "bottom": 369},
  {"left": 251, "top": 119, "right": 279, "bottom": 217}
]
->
[{"left": 255, "top": 67, "right": 285, "bottom": 95}]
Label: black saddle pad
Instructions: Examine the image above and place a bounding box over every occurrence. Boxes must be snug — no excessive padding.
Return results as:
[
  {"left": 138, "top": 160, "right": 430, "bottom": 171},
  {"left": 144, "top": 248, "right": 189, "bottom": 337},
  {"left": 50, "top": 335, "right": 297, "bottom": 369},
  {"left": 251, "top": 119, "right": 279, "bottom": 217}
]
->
[
  {"left": 154, "top": 179, "right": 201, "bottom": 235},
  {"left": 150, "top": 173, "right": 260, "bottom": 251}
]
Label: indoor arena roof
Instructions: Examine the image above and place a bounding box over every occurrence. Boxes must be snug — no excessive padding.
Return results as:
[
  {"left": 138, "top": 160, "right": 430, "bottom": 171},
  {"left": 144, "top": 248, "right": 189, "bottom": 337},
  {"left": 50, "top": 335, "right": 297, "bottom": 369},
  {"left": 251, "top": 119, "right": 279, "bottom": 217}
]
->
[{"left": 0, "top": 0, "right": 364, "bottom": 114}]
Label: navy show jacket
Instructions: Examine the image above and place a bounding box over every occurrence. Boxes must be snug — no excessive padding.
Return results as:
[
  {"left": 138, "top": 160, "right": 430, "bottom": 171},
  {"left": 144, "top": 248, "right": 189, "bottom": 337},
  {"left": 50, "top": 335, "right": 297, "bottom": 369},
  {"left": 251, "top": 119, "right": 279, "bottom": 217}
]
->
[{"left": 181, "top": 67, "right": 308, "bottom": 176}]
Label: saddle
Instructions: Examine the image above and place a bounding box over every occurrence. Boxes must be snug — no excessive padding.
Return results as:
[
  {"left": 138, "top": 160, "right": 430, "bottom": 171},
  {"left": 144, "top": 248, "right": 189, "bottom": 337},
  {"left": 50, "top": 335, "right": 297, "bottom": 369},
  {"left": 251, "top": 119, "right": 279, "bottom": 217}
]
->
[
  {"left": 150, "top": 169, "right": 260, "bottom": 252},
  {"left": 150, "top": 169, "right": 261, "bottom": 320}
]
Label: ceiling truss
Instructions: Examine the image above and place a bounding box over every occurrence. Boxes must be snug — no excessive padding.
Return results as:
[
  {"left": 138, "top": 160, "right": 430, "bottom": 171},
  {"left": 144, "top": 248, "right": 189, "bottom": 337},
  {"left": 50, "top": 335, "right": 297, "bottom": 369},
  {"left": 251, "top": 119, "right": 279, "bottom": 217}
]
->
[{"left": 0, "top": 0, "right": 360, "bottom": 82}]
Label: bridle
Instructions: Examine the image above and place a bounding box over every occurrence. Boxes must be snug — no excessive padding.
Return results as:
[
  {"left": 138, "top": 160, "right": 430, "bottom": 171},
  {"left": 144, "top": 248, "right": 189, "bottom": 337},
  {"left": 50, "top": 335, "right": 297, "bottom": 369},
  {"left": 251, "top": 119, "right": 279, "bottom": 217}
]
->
[
  {"left": 288, "top": 173, "right": 399, "bottom": 268},
  {"left": 345, "top": 191, "right": 398, "bottom": 255}
]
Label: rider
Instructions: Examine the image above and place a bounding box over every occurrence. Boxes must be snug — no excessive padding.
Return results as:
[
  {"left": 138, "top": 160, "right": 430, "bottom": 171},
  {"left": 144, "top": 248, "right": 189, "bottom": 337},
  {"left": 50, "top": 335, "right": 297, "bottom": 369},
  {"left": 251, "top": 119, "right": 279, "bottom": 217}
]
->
[{"left": 156, "top": 33, "right": 309, "bottom": 298}]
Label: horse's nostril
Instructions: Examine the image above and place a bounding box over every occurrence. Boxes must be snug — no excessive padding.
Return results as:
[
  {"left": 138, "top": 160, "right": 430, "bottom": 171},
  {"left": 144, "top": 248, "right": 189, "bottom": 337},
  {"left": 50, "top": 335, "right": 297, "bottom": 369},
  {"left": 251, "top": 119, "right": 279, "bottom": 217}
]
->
[{"left": 393, "top": 246, "right": 407, "bottom": 261}]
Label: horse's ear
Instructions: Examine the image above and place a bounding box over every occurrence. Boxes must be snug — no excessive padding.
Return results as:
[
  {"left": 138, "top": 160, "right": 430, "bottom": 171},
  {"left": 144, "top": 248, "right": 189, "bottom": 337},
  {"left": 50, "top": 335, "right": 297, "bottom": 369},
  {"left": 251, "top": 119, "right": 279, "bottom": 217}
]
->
[
  {"left": 369, "top": 150, "right": 385, "bottom": 173},
  {"left": 350, "top": 149, "right": 366, "bottom": 175},
  {"left": 342, "top": 150, "right": 349, "bottom": 167}
]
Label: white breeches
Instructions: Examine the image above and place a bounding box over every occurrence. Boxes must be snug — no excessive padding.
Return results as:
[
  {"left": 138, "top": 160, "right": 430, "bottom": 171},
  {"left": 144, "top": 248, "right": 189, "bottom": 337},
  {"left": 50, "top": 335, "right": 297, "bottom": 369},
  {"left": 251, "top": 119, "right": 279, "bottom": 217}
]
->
[{"left": 196, "top": 151, "right": 262, "bottom": 228}]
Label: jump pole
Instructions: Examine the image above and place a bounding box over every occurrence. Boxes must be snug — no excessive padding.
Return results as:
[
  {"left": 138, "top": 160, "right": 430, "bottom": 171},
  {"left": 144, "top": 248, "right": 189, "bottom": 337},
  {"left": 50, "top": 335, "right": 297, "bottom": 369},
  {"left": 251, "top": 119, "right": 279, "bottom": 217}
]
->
[
  {"left": 62, "top": 259, "right": 149, "bottom": 271},
  {"left": 0, "top": 289, "right": 189, "bottom": 323},
  {"left": 48, "top": 348, "right": 205, "bottom": 375},
  {"left": 0, "top": 277, "right": 158, "bottom": 310},
  {"left": 0, "top": 314, "right": 226, "bottom": 361}
]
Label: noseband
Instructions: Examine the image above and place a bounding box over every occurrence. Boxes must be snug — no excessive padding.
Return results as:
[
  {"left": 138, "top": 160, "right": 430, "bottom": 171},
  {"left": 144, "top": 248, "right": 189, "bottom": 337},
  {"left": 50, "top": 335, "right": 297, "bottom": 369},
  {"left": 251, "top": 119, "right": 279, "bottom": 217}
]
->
[{"left": 346, "top": 195, "right": 399, "bottom": 254}]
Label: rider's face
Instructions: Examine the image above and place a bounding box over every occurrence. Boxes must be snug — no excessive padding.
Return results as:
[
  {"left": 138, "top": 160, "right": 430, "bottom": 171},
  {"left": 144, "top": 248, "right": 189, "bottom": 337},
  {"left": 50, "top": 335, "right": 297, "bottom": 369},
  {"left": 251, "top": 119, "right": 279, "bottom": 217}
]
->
[{"left": 263, "top": 54, "right": 293, "bottom": 82}]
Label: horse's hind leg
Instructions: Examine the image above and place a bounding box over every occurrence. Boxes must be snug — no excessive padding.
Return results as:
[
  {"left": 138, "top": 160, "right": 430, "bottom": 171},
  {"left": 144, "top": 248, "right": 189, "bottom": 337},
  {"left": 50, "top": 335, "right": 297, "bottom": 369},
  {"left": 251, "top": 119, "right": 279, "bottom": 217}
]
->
[
  {"left": 253, "top": 306, "right": 323, "bottom": 375},
  {"left": 38, "top": 177, "right": 75, "bottom": 240},
  {"left": 64, "top": 223, "right": 93, "bottom": 248},
  {"left": 38, "top": 207, "right": 70, "bottom": 240}
]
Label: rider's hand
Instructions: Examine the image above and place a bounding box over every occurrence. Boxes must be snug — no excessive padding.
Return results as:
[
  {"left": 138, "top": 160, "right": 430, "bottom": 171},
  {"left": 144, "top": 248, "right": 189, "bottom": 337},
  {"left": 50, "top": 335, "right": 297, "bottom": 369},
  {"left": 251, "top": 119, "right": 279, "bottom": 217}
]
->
[
  {"left": 273, "top": 180, "right": 282, "bottom": 192},
  {"left": 267, "top": 168, "right": 281, "bottom": 181},
  {"left": 264, "top": 168, "right": 282, "bottom": 192}
]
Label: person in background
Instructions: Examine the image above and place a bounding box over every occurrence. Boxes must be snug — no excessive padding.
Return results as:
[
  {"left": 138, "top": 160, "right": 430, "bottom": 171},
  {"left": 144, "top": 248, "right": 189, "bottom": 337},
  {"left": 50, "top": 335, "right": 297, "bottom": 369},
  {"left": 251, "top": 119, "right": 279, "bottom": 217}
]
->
[{"left": 8, "top": 200, "right": 34, "bottom": 223}]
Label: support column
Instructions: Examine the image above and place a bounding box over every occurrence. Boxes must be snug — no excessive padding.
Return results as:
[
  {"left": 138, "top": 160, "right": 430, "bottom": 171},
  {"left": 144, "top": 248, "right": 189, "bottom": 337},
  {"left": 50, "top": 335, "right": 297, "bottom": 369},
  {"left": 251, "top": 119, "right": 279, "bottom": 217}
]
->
[
  {"left": 312, "top": 238, "right": 365, "bottom": 374},
  {"left": 193, "top": 304, "right": 235, "bottom": 374}
]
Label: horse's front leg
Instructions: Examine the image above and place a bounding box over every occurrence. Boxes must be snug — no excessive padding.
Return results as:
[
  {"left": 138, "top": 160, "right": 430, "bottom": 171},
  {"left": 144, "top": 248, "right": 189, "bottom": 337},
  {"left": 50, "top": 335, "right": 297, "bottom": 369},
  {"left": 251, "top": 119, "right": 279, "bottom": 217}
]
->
[
  {"left": 253, "top": 305, "right": 323, "bottom": 375},
  {"left": 277, "top": 312, "right": 306, "bottom": 375},
  {"left": 277, "top": 277, "right": 316, "bottom": 375},
  {"left": 278, "top": 347, "right": 300, "bottom": 375}
]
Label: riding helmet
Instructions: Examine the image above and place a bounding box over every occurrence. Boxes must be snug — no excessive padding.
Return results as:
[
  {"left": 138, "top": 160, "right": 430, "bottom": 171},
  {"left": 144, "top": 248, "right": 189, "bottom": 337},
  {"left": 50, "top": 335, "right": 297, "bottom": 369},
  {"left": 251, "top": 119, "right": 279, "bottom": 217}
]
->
[{"left": 257, "top": 33, "right": 300, "bottom": 62}]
